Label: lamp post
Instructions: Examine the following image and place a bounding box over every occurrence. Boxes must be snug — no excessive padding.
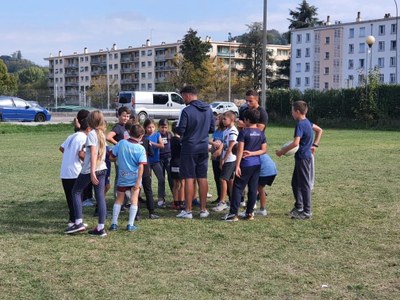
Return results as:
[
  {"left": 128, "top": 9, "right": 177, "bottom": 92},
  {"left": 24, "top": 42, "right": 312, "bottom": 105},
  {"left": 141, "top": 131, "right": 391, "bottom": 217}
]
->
[
  {"left": 365, "top": 35, "right": 375, "bottom": 83},
  {"left": 394, "top": 0, "right": 398, "bottom": 84},
  {"left": 106, "top": 48, "right": 110, "bottom": 110},
  {"left": 261, "top": 0, "right": 268, "bottom": 109},
  {"left": 228, "top": 32, "right": 232, "bottom": 103}
]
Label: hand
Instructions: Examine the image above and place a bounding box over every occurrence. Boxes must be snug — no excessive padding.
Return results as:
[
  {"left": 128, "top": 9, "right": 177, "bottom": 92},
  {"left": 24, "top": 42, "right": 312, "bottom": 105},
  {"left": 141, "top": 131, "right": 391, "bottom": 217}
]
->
[
  {"left": 242, "top": 150, "right": 251, "bottom": 158},
  {"left": 91, "top": 172, "right": 99, "bottom": 185},
  {"left": 311, "top": 146, "right": 316, "bottom": 155},
  {"left": 235, "top": 167, "right": 241, "bottom": 178},
  {"left": 276, "top": 149, "right": 283, "bottom": 157}
]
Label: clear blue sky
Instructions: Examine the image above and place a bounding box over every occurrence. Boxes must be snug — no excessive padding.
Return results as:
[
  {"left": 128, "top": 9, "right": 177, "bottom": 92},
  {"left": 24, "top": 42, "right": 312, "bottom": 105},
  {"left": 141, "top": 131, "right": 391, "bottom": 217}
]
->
[{"left": 0, "top": 0, "right": 397, "bottom": 65}]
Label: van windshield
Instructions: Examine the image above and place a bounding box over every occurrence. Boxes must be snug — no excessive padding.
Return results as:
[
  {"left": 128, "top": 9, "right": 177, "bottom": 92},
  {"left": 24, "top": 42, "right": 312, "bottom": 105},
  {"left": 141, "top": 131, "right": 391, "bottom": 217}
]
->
[{"left": 119, "top": 93, "right": 132, "bottom": 104}]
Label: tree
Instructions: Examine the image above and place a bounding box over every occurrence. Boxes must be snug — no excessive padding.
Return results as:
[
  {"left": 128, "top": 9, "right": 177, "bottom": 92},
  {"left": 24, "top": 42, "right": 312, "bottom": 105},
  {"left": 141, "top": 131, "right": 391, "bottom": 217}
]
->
[
  {"left": 0, "top": 59, "right": 18, "bottom": 95},
  {"left": 180, "top": 28, "right": 211, "bottom": 69},
  {"left": 17, "top": 66, "right": 49, "bottom": 101},
  {"left": 288, "top": 0, "right": 321, "bottom": 30}
]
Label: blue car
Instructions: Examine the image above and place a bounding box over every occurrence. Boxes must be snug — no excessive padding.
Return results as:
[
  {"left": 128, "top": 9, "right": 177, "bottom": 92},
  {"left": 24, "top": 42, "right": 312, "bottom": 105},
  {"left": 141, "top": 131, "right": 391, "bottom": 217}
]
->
[{"left": 0, "top": 96, "right": 51, "bottom": 122}]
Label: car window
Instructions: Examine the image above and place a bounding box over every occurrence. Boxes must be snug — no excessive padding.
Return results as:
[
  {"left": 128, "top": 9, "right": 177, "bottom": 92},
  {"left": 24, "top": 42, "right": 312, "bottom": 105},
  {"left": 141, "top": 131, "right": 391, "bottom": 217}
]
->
[
  {"left": 171, "top": 93, "right": 183, "bottom": 105},
  {"left": 153, "top": 94, "right": 168, "bottom": 105},
  {"left": 211, "top": 103, "right": 220, "bottom": 108},
  {"left": 0, "top": 99, "right": 14, "bottom": 107},
  {"left": 14, "top": 99, "right": 28, "bottom": 107},
  {"left": 119, "top": 93, "right": 132, "bottom": 104}
]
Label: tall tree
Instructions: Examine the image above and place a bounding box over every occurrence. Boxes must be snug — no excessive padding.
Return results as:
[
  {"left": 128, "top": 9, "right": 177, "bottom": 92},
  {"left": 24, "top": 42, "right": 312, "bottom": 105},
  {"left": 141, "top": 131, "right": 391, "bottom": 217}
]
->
[
  {"left": 180, "top": 28, "right": 211, "bottom": 69},
  {"left": 0, "top": 59, "right": 18, "bottom": 95},
  {"left": 288, "top": 0, "right": 321, "bottom": 29}
]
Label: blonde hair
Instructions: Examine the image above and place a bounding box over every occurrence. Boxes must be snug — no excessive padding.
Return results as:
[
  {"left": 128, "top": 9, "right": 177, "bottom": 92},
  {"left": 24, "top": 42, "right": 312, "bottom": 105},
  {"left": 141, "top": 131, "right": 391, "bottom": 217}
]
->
[{"left": 87, "top": 110, "right": 106, "bottom": 166}]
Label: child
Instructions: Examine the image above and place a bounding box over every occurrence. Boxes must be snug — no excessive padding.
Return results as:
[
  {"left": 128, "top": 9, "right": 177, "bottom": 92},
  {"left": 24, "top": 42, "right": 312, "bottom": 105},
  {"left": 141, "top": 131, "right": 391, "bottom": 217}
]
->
[
  {"left": 209, "top": 114, "right": 225, "bottom": 204},
  {"left": 143, "top": 118, "right": 165, "bottom": 207},
  {"left": 109, "top": 124, "right": 147, "bottom": 231},
  {"left": 276, "top": 100, "right": 323, "bottom": 220},
  {"left": 170, "top": 121, "right": 185, "bottom": 210},
  {"left": 65, "top": 110, "right": 108, "bottom": 236},
  {"left": 60, "top": 118, "right": 90, "bottom": 228},
  {"left": 158, "top": 118, "right": 173, "bottom": 197},
  {"left": 222, "top": 108, "right": 267, "bottom": 222},
  {"left": 213, "top": 111, "right": 238, "bottom": 212},
  {"left": 256, "top": 153, "right": 277, "bottom": 216}
]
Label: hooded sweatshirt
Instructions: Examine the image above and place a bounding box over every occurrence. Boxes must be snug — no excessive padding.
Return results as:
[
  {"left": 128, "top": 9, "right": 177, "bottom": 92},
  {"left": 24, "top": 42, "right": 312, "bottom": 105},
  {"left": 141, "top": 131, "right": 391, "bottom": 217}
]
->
[{"left": 176, "top": 99, "right": 215, "bottom": 154}]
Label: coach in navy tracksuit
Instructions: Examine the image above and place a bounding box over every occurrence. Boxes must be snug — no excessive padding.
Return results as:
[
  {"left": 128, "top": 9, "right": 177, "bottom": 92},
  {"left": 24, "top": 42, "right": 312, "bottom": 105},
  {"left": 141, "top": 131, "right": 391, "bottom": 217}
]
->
[{"left": 175, "top": 86, "right": 215, "bottom": 219}]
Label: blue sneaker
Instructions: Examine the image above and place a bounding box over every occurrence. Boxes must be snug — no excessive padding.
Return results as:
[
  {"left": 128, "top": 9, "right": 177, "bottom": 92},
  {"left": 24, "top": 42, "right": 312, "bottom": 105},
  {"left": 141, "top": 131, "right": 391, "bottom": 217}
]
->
[
  {"left": 126, "top": 224, "right": 139, "bottom": 231},
  {"left": 109, "top": 224, "right": 118, "bottom": 231}
]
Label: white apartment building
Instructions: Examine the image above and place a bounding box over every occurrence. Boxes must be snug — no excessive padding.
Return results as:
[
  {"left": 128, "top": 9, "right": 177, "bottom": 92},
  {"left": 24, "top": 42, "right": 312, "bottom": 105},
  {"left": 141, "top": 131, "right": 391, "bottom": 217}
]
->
[
  {"left": 45, "top": 40, "right": 290, "bottom": 105},
  {"left": 290, "top": 12, "right": 399, "bottom": 92}
]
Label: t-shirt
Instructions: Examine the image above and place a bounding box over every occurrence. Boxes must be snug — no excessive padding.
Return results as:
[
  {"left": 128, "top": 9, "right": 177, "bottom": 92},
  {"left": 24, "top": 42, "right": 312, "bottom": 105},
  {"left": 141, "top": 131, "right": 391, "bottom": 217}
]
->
[
  {"left": 212, "top": 129, "right": 224, "bottom": 142},
  {"left": 294, "top": 118, "right": 313, "bottom": 160},
  {"left": 60, "top": 131, "right": 87, "bottom": 179},
  {"left": 222, "top": 126, "right": 238, "bottom": 163},
  {"left": 81, "top": 130, "right": 108, "bottom": 174},
  {"left": 111, "top": 123, "right": 128, "bottom": 143},
  {"left": 260, "top": 154, "right": 277, "bottom": 177},
  {"left": 112, "top": 139, "right": 147, "bottom": 187},
  {"left": 170, "top": 136, "right": 181, "bottom": 168},
  {"left": 159, "top": 132, "right": 172, "bottom": 159},
  {"left": 140, "top": 136, "right": 153, "bottom": 177},
  {"left": 146, "top": 132, "right": 161, "bottom": 164},
  {"left": 239, "top": 105, "right": 269, "bottom": 131},
  {"left": 237, "top": 127, "right": 266, "bottom": 167}
]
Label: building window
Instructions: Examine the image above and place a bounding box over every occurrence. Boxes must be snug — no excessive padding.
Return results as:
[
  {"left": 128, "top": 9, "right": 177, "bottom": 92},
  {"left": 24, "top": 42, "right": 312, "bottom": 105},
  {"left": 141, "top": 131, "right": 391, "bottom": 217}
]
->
[
  {"left": 379, "top": 74, "right": 384, "bottom": 83},
  {"left": 390, "top": 73, "right": 396, "bottom": 83},
  {"left": 296, "top": 63, "right": 301, "bottom": 72},
  {"left": 313, "top": 75, "right": 320, "bottom": 89},
  {"left": 147, "top": 50, "right": 153, "bottom": 56},
  {"left": 324, "top": 67, "right": 329, "bottom": 75},
  {"left": 305, "top": 63, "right": 310, "bottom": 72},
  {"left": 147, "top": 72, "right": 152, "bottom": 79},
  {"left": 378, "top": 57, "right": 385, "bottom": 68},
  {"left": 379, "top": 25, "right": 386, "bottom": 35},
  {"left": 296, "top": 49, "right": 301, "bottom": 58},
  {"left": 306, "top": 33, "right": 310, "bottom": 42},
  {"left": 305, "top": 77, "right": 310, "bottom": 86},
  {"left": 85, "top": 66, "right": 89, "bottom": 72},
  {"left": 325, "top": 36, "right": 330, "bottom": 44},
  {"left": 295, "top": 77, "right": 301, "bottom": 87},
  {"left": 296, "top": 34, "right": 302, "bottom": 43},
  {"left": 358, "top": 74, "right": 365, "bottom": 84},
  {"left": 305, "top": 48, "right": 310, "bottom": 57},
  {"left": 391, "top": 40, "right": 397, "bottom": 50},
  {"left": 359, "top": 59, "right": 365, "bottom": 68},
  {"left": 141, "top": 72, "right": 146, "bottom": 79},
  {"left": 85, "top": 76, "right": 89, "bottom": 81},
  {"left": 85, "top": 56, "right": 89, "bottom": 62},
  {"left": 147, "top": 83, "right": 152, "bottom": 90},
  {"left": 141, "top": 83, "right": 146, "bottom": 90},
  {"left": 390, "top": 56, "right": 396, "bottom": 67},
  {"left": 114, "top": 64, "right": 118, "bottom": 69},
  {"left": 141, "top": 61, "right": 146, "bottom": 67},
  {"left": 348, "top": 59, "right": 354, "bottom": 69},
  {"left": 109, "top": 64, "right": 112, "bottom": 70},
  {"left": 349, "top": 44, "right": 354, "bottom": 54},
  {"left": 359, "top": 43, "right": 365, "bottom": 53},
  {"left": 324, "top": 82, "right": 329, "bottom": 89},
  {"left": 359, "top": 27, "right": 366, "bottom": 37},
  {"left": 141, "top": 50, "right": 146, "bottom": 56},
  {"left": 147, "top": 61, "right": 152, "bottom": 67},
  {"left": 114, "top": 74, "right": 118, "bottom": 80},
  {"left": 378, "top": 41, "right": 385, "bottom": 51},
  {"left": 114, "top": 53, "right": 118, "bottom": 59},
  {"left": 391, "top": 23, "right": 397, "bottom": 34},
  {"left": 349, "top": 28, "right": 354, "bottom": 38},
  {"left": 325, "top": 52, "right": 330, "bottom": 59},
  {"left": 80, "top": 57, "right": 84, "bottom": 62}
]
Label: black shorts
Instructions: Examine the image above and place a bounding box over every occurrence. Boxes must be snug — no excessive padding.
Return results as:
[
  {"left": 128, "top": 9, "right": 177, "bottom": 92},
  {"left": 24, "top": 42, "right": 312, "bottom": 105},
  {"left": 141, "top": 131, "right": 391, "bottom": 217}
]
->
[
  {"left": 220, "top": 161, "right": 236, "bottom": 181},
  {"left": 117, "top": 186, "right": 134, "bottom": 192},
  {"left": 180, "top": 153, "right": 209, "bottom": 179},
  {"left": 258, "top": 175, "right": 276, "bottom": 187},
  {"left": 170, "top": 166, "right": 181, "bottom": 180}
]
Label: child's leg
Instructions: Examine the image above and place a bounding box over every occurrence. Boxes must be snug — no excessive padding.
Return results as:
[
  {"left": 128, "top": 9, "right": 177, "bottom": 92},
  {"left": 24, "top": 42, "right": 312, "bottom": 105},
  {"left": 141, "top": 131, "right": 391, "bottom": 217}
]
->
[
  {"left": 62, "top": 178, "right": 76, "bottom": 222},
  {"left": 178, "top": 179, "right": 185, "bottom": 201},
  {"left": 219, "top": 178, "right": 228, "bottom": 203},
  {"left": 93, "top": 170, "right": 107, "bottom": 230},
  {"left": 142, "top": 175, "right": 155, "bottom": 214},
  {"left": 128, "top": 188, "right": 140, "bottom": 226},
  {"left": 71, "top": 173, "right": 91, "bottom": 224},
  {"left": 212, "top": 160, "right": 222, "bottom": 200},
  {"left": 245, "top": 165, "right": 261, "bottom": 214},
  {"left": 258, "top": 185, "right": 266, "bottom": 210},
  {"left": 150, "top": 162, "right": 165, "bottom": 201},
  {"left": 111, "top": 190, "right": 125, "bottom": 225}
]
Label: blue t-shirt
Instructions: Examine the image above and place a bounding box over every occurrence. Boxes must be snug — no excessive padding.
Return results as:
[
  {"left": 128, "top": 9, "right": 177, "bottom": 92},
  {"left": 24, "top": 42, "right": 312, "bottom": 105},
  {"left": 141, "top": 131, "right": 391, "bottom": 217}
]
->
[
  {"left": 146, "top": 132, "right": 161, "bottom": 164},
  {"left": 212, "top": 129, "right": 224, "bottom": 142},
  {"left": 294, "top": 118, "right": 313, "bottom": 159},
  {"left": 112, "top": 123, "right": 128, "bottom": 142},
  {"left": 112, "top": 139, "right": 147, "bottom": 187},
  {"left": 260, "top": 154, "right": 277, "bottom": 177},
  {"left": 237, "top": 127, "right": 266, "bottom": 167}
]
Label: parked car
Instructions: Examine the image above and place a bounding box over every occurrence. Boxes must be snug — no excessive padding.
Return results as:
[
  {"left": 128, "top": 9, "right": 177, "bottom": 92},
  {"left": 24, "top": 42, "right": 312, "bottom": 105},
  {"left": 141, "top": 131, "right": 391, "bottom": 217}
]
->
[
  {"left": 0, "top": 96, "right": 51, "bottom": 122},
  {"left": 210, "top": 101, "right": 239, "bottom": 116}
]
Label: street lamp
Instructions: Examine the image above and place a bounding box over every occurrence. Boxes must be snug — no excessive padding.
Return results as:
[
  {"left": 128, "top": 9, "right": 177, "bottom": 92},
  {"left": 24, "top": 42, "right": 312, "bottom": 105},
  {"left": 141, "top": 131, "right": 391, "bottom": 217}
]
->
[
  {"left": 261, "top": 0, "right": 268, "bottom": 110},
  {"left": 394, "top": 0, "right": 398, "bottom": 84},
  {"left": 228, "top": 32, "right": 232, "bottom": 103},
  {"left": 365, "top": 35, "right": 375, "bottom": 83},
  {"left": 106, "top": 48, "right": 110, "bottom": 110}
]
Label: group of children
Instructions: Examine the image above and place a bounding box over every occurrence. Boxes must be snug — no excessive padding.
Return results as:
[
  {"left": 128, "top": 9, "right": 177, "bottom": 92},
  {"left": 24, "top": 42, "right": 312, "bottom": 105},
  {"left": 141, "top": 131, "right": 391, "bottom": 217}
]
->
[{"left": 60, "top": 99, "right": 323, "bottom": 236}]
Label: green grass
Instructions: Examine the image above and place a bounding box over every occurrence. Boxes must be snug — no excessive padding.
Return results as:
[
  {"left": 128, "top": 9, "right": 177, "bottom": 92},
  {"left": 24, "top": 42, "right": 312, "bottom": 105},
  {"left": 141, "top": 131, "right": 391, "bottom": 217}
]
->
[{"left": 1, "top": 124, "right": 399, "bottom": 299}]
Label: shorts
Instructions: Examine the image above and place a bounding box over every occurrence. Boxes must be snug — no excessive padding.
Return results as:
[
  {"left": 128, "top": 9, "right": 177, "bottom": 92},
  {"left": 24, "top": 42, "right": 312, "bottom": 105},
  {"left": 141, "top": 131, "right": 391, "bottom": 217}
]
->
[
  {"left": 117, "top": 186, "right": 134, "bottom": 192},
  {"left": 170, "top": 166, "right": 181, "bottom": 180},
  {"left": 180, "top": 153, "right": 208, "bottom": 179},
  {"left": 258, "top": 175, "right": 276, "bottom": 187},
  {"left": 220, "top": 161, "right": 236, "bottom": 181}
]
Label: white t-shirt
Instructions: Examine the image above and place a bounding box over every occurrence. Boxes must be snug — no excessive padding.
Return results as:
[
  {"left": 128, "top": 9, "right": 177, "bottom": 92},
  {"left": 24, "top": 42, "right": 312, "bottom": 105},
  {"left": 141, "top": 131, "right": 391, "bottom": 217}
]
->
[
  {"left": 81, "top": 130, "right": 107, "bottom": 174},
  {"left": 60, "top": 131, "right": 87, "bottom": 179},
  {"left": 222, "top": 125, "right": 238, "bottom": 163}
]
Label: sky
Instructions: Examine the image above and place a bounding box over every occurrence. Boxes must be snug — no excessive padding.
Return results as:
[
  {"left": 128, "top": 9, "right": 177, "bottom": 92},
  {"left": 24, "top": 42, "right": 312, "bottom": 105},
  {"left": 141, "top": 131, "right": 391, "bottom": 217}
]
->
[{"left": 1, "top": 0, "right": 398, "bottom": 66}]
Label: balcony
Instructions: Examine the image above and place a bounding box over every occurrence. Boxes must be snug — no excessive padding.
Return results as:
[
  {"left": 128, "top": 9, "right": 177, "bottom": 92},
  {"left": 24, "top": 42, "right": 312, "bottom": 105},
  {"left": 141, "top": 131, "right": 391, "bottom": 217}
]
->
[
  {"left": 121, "top": 78, "right": 139, "bottom": 84},
  {"left": 65, "top": 82, "right": 79, "bottom": 87},
  {"left": 91, "top": 70, "right": 107, "bottom": 76},
  {"left": 64, "top": 72, "right": 78, "bottom": 78}
]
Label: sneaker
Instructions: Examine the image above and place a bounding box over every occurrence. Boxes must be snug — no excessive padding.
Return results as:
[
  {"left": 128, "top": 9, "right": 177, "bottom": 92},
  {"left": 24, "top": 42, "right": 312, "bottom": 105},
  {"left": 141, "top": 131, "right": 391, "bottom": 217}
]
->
[
  {"left": 221, "top": 213, "right": 239, "bottom": 222},
  {"left": 289, "top": 207, "right": 303, "bottom": 218},
  {"left": 88, "top": 227, "right": 107, "bottom": 237},
  {"left": 65, "top": 223, "right": 86, "bottom": 234},
  {"left": 192, "top": 198, "right": 201, "bottom": 206},
  {"left": 240, "top": 201, "right": 246, "bottom": 208},
  {"left": 109, "top": 223, "right": 118, "bottom": 231},
  {"left": 82, "top": 198, "right": 95, "bottom": 207},
  {"left": 149, "top": 213, "right": 160, "bottom": 219},
  {"left": 126, "top": 224, "right": 139, "bottom": 231},
  {"left": 255, "top": 209, "right": 268, "bottom": 216},
  {"left": 211, "top": 198, "right": 220, "bottom": 204},
  {"left": 292, "top": 211, "right": 311, "bottom": 220},
  {"left": 207, "top": 193, "right": 213, "bottom": 198},
  {"left": 176, "top": 210, "right": 193, "bottom": 219},
  {"left": 157, "top": 200, "right": 166, "bottom": 208},
  {"left": 241, "top": 212, "right": 254, "bottom": 220},
  {"left": 199, "top": 210, "right": 210, "bottom": 218},
  {"left": 238, "top": 211, "right": 246, "bottom": 218},
  {"left": 212, "top": 202, "right": 229, "bottom": 212}
]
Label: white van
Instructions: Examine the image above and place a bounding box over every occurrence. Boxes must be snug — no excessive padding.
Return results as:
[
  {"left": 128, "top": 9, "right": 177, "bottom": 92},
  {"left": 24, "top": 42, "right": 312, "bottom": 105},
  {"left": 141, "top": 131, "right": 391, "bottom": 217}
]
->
[{"left": 116, "top": 91, "right": 185, "bottom": 122}]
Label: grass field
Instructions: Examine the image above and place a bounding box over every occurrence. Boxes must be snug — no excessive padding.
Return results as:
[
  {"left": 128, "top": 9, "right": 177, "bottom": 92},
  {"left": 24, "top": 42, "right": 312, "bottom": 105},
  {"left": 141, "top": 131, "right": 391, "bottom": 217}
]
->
[{"left": 0, "top": 123, "right": 399, "bottom": 299}]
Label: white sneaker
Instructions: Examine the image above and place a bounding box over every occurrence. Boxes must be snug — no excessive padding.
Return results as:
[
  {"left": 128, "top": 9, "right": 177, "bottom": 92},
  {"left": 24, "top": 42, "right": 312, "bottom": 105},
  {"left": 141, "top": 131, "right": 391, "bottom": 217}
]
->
[
  {"left": 157, "top": 200, "right": 166, "bottom": 208},
  {"left": 240, "top": 201, "right": 246, "bottom": 207},
  {"left": 255, "top": 209, "right": 268, "bottom": 216},
  {"left": 176, "top": 210, "right": 193, "bottom": 219},
  {"left": 199, "top": 210, "right": 210, "bottom": 218},
  {"left": 238, "top": 211, "right": 246, "bottom": 218},
  {"left": 212, "top": 202, "right": 229, "bottom": 212},
  {"left": 207, "top": 193, "right": 212, "bottom": 198}
]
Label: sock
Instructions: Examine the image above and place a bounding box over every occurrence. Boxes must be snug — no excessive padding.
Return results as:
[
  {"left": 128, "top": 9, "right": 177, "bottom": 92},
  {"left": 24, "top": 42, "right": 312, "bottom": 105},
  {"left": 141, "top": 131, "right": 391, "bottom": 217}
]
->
[
  {"left": 128, "top": 205, "right": 138, "bottom": 226},
  {"left": 97, "top": 224, "right": 104, "bottom": 231},
  {"left": 112, "top": 204, "right": 122, "bottom": 225},
  {"left": 75, "top": 219, "right": 83, "bottom": 225}
]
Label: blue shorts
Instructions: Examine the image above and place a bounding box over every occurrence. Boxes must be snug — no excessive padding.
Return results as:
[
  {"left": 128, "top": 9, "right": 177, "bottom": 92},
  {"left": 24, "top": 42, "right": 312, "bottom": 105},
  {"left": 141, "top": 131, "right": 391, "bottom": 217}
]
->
[{"left": 180, "top": 153, "right": 209, "bottom": 179}]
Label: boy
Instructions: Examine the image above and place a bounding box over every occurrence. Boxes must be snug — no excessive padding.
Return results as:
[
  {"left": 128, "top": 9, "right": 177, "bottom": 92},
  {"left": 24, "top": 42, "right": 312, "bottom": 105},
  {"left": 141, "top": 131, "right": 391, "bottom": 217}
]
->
[
  {"left": 212, "top": 111, "right": 238, "bottom": 212},
  {"left": 276, "top": 100, "right": 323, "bottom": 220},
  {"left": 222, "top": 109, "right": 267, "bottom": 222},
  {"left": 109, "top": 124, "right": 147, "bottom": 231},
  {"left": 256, "top": 153, "right": 277, "bottom": 216}
]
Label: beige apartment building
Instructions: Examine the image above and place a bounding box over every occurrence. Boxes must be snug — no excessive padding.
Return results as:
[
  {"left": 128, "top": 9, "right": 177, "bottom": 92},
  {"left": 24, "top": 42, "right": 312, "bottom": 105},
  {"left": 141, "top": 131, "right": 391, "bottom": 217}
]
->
[{"left": 45, "top": 40, "right": 290, "bottom": 106}]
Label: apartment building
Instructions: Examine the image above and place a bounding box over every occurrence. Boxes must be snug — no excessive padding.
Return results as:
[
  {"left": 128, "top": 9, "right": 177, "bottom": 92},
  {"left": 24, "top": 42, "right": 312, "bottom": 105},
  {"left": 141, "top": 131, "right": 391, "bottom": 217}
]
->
[
  {"left": 290, "top": 12, "right": 399, "bottom": 92},
  {"left": 45, "top": 40, "right": 290, "bottom": 105}
]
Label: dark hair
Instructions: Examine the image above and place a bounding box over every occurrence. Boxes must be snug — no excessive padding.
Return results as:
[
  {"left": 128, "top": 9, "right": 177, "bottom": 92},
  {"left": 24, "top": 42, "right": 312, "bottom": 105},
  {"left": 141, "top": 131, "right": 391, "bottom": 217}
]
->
[
  {"left": 245, "top": 89, "right": 259, "bottom": 97},
  {"left": 158, "top": 118, "right": 168, "bottom": 126},
  {"left": 180, "top": 85, "right": 198, "bottom": 95},
  {"left": 76, "top": 109, "right": 90, "bottom": 123},
  {"left": 117, "top": 106, "right": 131, "bottom": 116},
  {"left": 292, "top": 101, "right": 308, "bottom": 115},
  {"left": 171, "top": 121, "right": 179, "bottom": 134},
  {"left": 130, "top": 124, "right": 145, "bottom": 138},
  {"left": 243, "top": 108, "right": 260, "bottom": 124},
  {"left": 79, "top": 118, "right": 89, "bottom": 131},
  {"left": 143, "top": 118, "right": 155, "bottom": 129}
]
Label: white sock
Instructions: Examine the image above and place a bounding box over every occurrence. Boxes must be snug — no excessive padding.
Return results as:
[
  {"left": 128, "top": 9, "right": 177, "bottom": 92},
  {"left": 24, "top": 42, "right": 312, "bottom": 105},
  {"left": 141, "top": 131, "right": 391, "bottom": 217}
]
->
[
  {"left": 97, "top": 224, "right": 104, "bottom": 231},
  {"left": 75, "top": 219, "right": 83, "bottom": 225},
  {"left": 128, "top": 205, "right": 138, "bottom": 226},
  {"left": 112, "top": 204, "right": 122, "bottom": 225}
]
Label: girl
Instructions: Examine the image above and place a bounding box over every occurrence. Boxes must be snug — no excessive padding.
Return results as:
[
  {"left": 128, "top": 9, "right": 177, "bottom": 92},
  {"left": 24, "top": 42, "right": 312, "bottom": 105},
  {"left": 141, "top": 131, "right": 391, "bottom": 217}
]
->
[
  {"left": 143, "top": 118, "right": 165, "bottom": 208},
  {"left": 158, "top": 119, "right": 173, "bottom": 198},
  {"left": 65, "top": 110, "right": 108, "bottom": 237},
  {"left": 170, "top": 121, "right": 185, "bottom": 210},
  {"left": 209, "top": 113, "right": 225, "bottom": 204}
]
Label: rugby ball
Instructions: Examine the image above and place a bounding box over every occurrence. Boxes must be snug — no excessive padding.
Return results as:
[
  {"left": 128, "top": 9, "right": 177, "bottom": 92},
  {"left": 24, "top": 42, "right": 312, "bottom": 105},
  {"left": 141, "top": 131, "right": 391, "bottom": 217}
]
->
[{"left": 282, "top": 141, "right": 299, "bottom": 156}]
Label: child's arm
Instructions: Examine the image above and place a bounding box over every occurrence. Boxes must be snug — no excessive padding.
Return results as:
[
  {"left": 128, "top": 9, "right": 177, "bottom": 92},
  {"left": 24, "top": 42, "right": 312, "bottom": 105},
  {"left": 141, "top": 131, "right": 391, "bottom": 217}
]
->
[
  {"left": 276, "top": 137, "right": 300, "bottom": 157},
  {"left": 134, "top": 164, "right": 144, "bottom": 190},
  {"left": 234, "top": 141, "right": 245, "bottom": 177},
  {"left": 243, "top": 143, "right": 267, "bottom": 158},
  {"left": 150, "top": 135, "right": 164, "bottom": 149},
  {"left": 220, "top": 140, "right": 235, "bottom": 165},
  {"left": 106, "top": 131, "right": 118, "bottom": 145},
  {"left": 312, "top": 124, "right": 323, "bottom": 148}
]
